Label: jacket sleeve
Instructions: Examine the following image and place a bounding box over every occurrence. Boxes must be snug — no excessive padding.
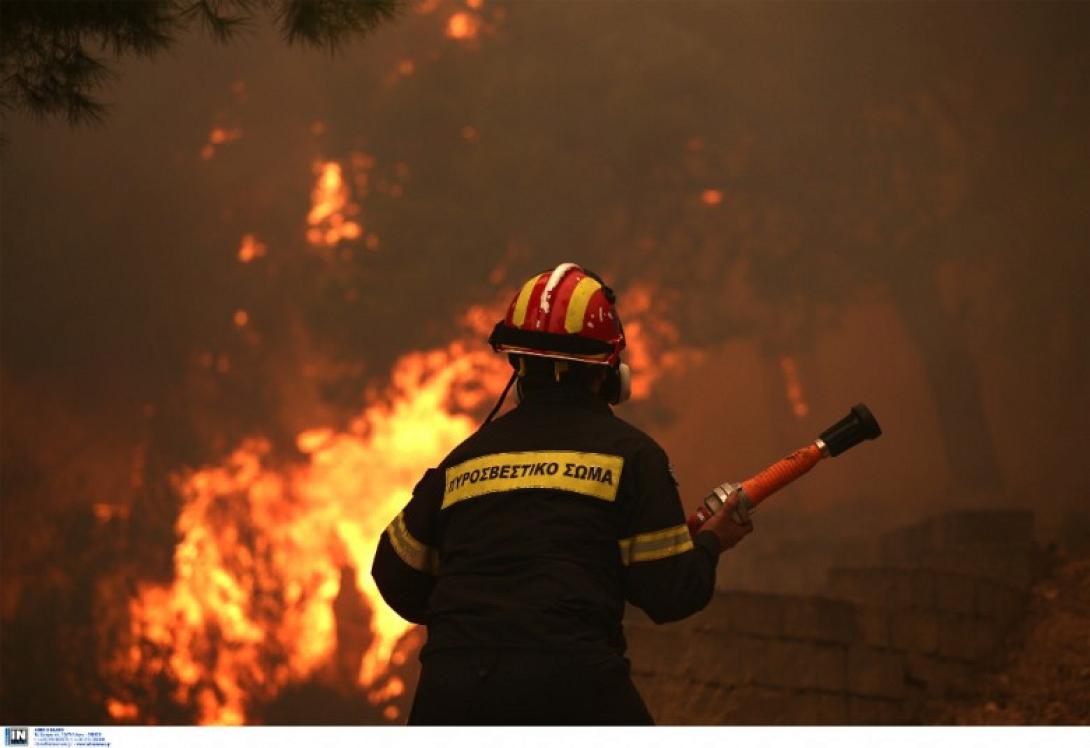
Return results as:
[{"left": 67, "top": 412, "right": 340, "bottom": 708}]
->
[
  {"left": 371, "top": 467, "right": 443, "bottom": 624},
  {"left": 621, "top": 443, "right": 721, "bottom": 624}
]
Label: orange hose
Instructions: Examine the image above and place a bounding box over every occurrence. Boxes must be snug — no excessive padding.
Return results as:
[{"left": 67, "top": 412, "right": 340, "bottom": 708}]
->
[{"left": 741, "top": 443, "right": 824, "bottom": 505}]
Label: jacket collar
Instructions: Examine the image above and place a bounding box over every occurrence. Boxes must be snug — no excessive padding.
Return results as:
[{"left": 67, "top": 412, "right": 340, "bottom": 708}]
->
[{"left": 517, "top": 385, "right": 613, "bottom": 415}]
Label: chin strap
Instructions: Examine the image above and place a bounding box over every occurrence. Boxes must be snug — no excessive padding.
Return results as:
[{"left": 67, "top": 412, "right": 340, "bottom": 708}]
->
[{"left": 479, "top": 371, "right": 518, "bottom": 429}]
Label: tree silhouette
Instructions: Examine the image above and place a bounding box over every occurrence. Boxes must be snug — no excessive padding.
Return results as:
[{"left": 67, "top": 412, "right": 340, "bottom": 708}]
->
[{"left": 1, "top": 0, "right": 402, "bottom": 125}]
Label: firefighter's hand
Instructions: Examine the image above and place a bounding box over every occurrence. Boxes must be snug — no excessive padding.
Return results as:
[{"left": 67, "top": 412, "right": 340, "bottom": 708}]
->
[{"left": 702, "top": 502, "right": 754, "bottom": 552}]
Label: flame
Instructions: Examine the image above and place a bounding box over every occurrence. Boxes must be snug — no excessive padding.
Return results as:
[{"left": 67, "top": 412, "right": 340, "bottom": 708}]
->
[
  {"left": 779, "top": 355, "right": 810, "bottom": 418},
  {"left": 445, "top": 12, "right": 480, "bottom": 40},
  {"left": 397, "top": 59, "right": 415, "bottom": 76},
  {"left": 201, "top": 128, "right": 243, "bottom": 160},
  {"left": 460, "top": 125, "right": 479, "bottom": 143},
  {"left": 111, "top": 330, "right": 510, "bottom": 724},
  {"left": 106, "top": 277, "right": 688, "bottom": 724},
  {"left": 93, "top": 503, "right": 131, "bottom": 522},
  {"left": 366, "top": 676, "right": 405, "bottom": 705},
  {"left": 233, "top": 310, "right": 249, "bottom": 328},
  {"left": 106, "top": 699, "right": 139, "bottom": 722},
  {"left": 619, "top": 284, "right": 699, "bottom": 400},
  {"left": 701, "top": 188, "right": 723, "bottom": 206},
  {"left": 306, "top": 162, "right": 363, "bottom": 248},
  {"left": 210, "top": 128, "right": 243, "bottom": 146},
  {"left": 237, "top": 234, "right": 267, "bottom": 263}
]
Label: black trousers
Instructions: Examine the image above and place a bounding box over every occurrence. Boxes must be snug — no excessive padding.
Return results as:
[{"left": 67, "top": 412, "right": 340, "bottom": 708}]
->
[{"left": 408, "top": 649, "right": 654, "bottom": 725}]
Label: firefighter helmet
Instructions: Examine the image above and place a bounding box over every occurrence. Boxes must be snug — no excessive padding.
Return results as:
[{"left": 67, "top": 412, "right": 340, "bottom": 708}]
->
[{"left": 488, "top": 262, "right": 626, "bottom": 366}]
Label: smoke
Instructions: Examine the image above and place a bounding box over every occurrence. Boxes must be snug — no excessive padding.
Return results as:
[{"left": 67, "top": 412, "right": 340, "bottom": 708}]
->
[{"left": 2, "top": 0, "right": 1088, "bottom": 724}]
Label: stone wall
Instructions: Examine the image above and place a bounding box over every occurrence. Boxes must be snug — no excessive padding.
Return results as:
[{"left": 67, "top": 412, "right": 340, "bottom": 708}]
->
[{"left": 627, "top": 510, "right": 1040, "bottom": 724}]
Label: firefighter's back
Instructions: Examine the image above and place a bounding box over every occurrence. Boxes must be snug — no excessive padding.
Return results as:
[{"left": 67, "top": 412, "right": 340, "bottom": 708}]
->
[
  {"left": 412, "top": 385, "right": 656, "bottom": 724},
  {"left": 424, "top": 385, "right": 649, "bottom": 658}
]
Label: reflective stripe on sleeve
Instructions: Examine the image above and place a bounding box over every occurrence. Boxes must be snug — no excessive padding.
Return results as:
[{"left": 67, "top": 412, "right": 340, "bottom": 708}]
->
[
  {"left": 386, "top": 511, "right": 438, "bottom": 574},
  {"left": 618, "top": 524, "right": 694, "bottom": 566}
]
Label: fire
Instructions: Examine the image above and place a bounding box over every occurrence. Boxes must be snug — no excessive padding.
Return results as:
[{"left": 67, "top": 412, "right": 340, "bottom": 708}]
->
[
  {"left": 233, "top": 310, "right": 249, "bottom": 328},
  {"left": 445, "top": 11, "right": 479, "bottom": 40},
  {"left": 306, "top": 161, "right": 364, "bottom": 248},
  {"left": 701, "top": 188, "right": 723, "bottom": 206},
  {"left": 105, "top": 269, "right": 686, "bottom": 724},
  {"left": 366, "top": 676, "right": 405, "bottom": 705},
  {"left": 237, "top": 234, "right": 267, "bottom": 263},
  {"left": 110, "top": 330, "right": 510, "bottom": 724},
  {"left": 210, "top": 128, "right": 242, "bottom": 146},
  {"left": 779, "top": 355, "right": 810, "bottom": 418},
  {"left": 201, "top": 127, "right": 243, "bottom": 160},
  {"left": 106, "top": 699, "right": 139, "bottom": 721},
  {"left": 619, "top": 284, "right": 700, "bottom": 400}
]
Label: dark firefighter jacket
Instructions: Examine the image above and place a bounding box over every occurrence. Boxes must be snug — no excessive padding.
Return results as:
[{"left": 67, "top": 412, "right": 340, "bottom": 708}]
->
[{"left": 371, "top": 384, "right": 721, "bottom": 658}]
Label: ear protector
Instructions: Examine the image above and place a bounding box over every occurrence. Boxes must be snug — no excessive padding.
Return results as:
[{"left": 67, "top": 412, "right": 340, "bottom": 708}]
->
[{"left": 601, "top": 362, "right": 632, "bottom": 405}]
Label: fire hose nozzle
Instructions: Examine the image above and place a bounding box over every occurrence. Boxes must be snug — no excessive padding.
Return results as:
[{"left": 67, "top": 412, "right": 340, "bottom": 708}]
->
[
  {"left": 686, "top": 403, "right": 882, "bottom": 537},
  {"left": 819, "top": 402, "right": 882, "bottom": 457}
]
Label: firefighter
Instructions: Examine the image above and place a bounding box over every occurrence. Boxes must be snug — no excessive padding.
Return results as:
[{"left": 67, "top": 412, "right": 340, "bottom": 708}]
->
[{"left": 372, "top": 262, "right": 753, "bottom": 724}]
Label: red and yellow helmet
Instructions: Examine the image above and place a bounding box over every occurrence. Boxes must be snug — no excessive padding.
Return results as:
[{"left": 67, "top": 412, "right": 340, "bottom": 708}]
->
[{"left": 488, "top": 262, "right": 626, "bottom": 366}]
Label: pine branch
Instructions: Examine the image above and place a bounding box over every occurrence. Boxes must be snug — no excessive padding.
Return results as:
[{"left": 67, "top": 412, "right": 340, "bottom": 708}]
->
[
  {"left": 276, "top": 0, "right": 403, "bottom": 52},
  {"left": 0, "top": 0, "right": 405, "bottom": 126}
]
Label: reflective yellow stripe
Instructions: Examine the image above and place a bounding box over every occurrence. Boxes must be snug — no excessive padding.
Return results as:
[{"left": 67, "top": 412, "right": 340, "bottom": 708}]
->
[
  {"left": 443, "top": 450, "right": 624, "bottom": 509},
  {"left": 618, "top": 524, "right": 693, "bottom": 566},
  {"left": 511, "top": 274, "right": 543, "bottom": 327},
  {"left": 563, "top": 276, "right": 602, "bottom": 333},
  {"left": 386, "top": 511, "right": 437, "bottom": 574}
]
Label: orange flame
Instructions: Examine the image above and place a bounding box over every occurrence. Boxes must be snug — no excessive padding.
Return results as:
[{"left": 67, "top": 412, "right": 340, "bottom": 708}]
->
[
  {"left": 210, "top": 128, "right": 242, "bottom": 146},
  {"left": 106, "top": 699, "right": 139, "bottom": 722},
  {"left": 445, "top": 12, "right": 480, "bottom": 40},
  {"left": 201, "top": 128, "right": 243, "bottom": 160},
  {"left": 237, "top": 234, "right": 267, "bottom": 263},
  {"left": 619, "top": 284, "right": 700, "bottom": 400},
  {"left": 779, "top": 355, "right": 810, "bottom": 418},
  {"left": 112, "top": 332, "right": 510, "bottom": 724},
  {"left": 306, "top": 162, "right": 363, "bottom": 248},
  {"left": 700, "top": 188, "right": 723, "bottom": 206},
  {"left": 107, "top": 279, "right": 688, "bottom": 724}
]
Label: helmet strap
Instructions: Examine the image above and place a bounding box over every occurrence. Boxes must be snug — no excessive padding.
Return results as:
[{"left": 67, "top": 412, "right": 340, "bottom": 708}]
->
[{"left": 479, "top": 370, "right": 518, "bottom": 429}]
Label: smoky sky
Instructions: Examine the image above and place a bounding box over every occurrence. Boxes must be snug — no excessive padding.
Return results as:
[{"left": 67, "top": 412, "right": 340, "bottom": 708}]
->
[{"left": 2, "top": 1, "right": 1088, "bottom": 531}]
